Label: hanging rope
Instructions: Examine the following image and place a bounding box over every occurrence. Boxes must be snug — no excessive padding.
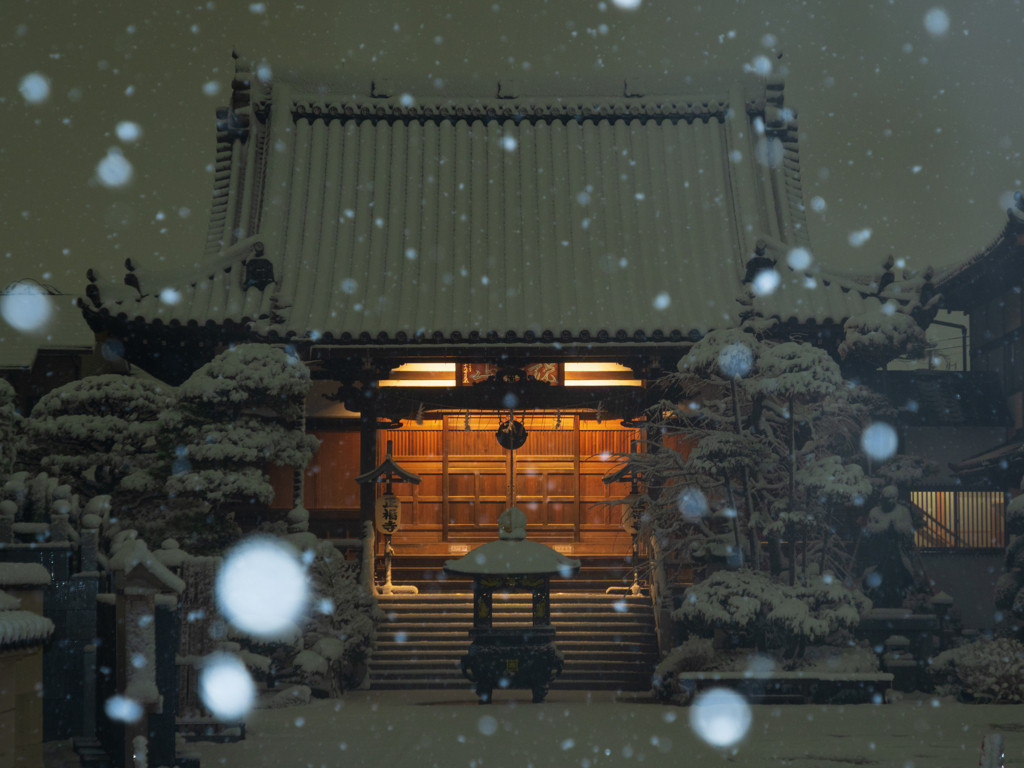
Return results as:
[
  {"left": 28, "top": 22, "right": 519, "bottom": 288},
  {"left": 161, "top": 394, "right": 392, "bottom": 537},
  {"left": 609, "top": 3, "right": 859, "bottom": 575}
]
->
[
  {"left": 555, "top": 408, "right": 562, "bottom": 431},
  {"left": 464, "top": 410, "right": 471, "bottom": 431},
  {"left": 596, "top": 400, "right": 604, "bottom": 425},
  {"left": 415, "top": 402, "right": 424, "bottom": 426}
]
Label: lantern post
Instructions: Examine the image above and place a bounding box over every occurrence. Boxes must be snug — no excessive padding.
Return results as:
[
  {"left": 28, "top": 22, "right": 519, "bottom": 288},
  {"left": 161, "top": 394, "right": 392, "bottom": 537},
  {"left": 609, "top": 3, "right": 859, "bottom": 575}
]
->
[{"left": 355, "top": 440, "right": 421, "bottom": 595}]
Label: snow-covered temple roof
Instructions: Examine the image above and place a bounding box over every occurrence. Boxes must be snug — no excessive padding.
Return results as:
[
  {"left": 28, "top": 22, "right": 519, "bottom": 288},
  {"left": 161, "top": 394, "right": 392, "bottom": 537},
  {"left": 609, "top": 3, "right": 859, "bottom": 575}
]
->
[{"left": 81, "top": 53, "right": 927, "bottom": 349}]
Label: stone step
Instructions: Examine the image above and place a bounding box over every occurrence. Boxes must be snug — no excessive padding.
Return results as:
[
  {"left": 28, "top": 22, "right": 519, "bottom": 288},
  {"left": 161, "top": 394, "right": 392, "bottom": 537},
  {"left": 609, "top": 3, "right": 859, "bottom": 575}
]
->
[
  {"left": 372, "top": 651, "right": 659, "bottom": 667},
  {"left": 378, "top": 603, "right": 653, "bottom": 616},
  {"left": 377, "top": 640, "right": 658, "bottom": 653}
]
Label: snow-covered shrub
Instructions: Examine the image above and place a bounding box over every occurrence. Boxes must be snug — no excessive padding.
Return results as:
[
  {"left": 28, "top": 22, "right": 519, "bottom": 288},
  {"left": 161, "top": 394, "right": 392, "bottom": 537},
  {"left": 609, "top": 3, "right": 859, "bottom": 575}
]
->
[
  {"left": 1, "top": 470, "right": 77, "bottom": 527},
  {"left": 838, "top": 309, "right": 927, "bottom": 369},
  {"left": 930, "top": 637, "right": 1024, "bottom": 703},
  {"left": 675, "top": 570, "right": 871, "bottom": 656},
  {"left": 148, "top": 345, "right": 319, "bottom": 553},
  {"left": 0, "top": 378, "right": 20, "bottom": 480},
  {"left": 301, "top": 541, "right": 382, "bottom": 694},
  {"left": 19, "top": 375, "right": 172, "bottom": 500},
  {"left": 226, "top": 540, "right": 380, "bottom": 697},
  {"left": 652, "top": 637, "right": 715, "bottom": 703}
]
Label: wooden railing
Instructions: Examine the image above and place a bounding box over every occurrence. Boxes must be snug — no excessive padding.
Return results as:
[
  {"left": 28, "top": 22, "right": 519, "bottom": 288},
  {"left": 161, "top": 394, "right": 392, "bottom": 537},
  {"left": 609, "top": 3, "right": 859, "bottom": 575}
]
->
[{"left": 911, "top": 487, "right": 1006, "bottom": 550}]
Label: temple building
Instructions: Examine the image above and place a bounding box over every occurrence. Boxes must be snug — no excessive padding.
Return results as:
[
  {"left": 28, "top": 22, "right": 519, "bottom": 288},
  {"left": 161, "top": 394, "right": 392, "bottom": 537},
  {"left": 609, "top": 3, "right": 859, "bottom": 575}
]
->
[{"left": 79, "top": 53, "right": 933, "bottom": 580}]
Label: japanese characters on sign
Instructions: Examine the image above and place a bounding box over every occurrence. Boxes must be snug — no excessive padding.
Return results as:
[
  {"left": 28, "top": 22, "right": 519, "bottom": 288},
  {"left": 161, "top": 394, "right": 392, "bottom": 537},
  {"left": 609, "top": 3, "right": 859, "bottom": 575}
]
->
[{"left": 375, "top": 493, "right": 401, "bottom": 534}]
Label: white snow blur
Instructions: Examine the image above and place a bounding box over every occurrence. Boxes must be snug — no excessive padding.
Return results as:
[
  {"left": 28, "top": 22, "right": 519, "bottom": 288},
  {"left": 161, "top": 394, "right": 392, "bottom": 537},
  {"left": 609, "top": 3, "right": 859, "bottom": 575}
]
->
[
  {"left": 612, "top": 0, "right": 642, "bottom": 9},
  {"left": 751, "top": 269, "right": 780, "bottom": 297},
  {"left": 861, "top": 422, "right": 898, "bottom": 461},
  {"left": 786, "top": 248, "right": 812, "bottom": 271},
  {"left": 19, "top": 72, "right": 50, "bottom": 104},
  {"left": 677, "top": 487, "right": 709, "bottom": 522},
  {"left": 199, "top": 653, "right": 256, "bottom": 721},
  {"left": 116, "top": 121, "right": 143, "bottom": 142},
  {"left": 848, "top": 228, "right": 872, "bottom": 247},
  {"left": 924, "top": 7, "right": 950, "bottom": 37},
  {"left": 810, "top": 196, "right": 827, "bottom": 213},
  {"left": 1, "top": 282, "right": 52, "bottom": 333},
  {"left": 159, "top": 288, "right": 181, "bottom": 306},
  {"left": 744, "top": 56, "right": 773, "bottom": 76},
  {"left": 104, "top": 694, "right": 143, "bottom": 723},
  {"left": 690, "top": 688, "right": 752, "bottom": 748},
  {"left": 95, "top": 148, "right": 134, "bottom": 188},
  {"left": 501, "top": 135, "right": 518, "bottom": 152},
  {"left": 216, "top": 536, "right": 309, "bottom": 639},
  {"left": 478, "top": 715, "right": 498, "bottom": 735},
  {"left": 719, "top": 342, "right": 754, "bottom": 379},
  {"left": 653, "top": 292, "right": 671, "bottom": 310},
  {"left": 202, "top": 81, "right": 221, "bottom": 96}
]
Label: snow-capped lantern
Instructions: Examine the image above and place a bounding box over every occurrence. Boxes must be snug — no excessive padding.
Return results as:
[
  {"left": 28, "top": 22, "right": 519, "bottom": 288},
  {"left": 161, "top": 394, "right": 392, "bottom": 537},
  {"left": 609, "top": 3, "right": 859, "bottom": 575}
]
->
[
  {"left": 444, "top": 507, "right": 581, "bottom": 703},
  {"left": 374, "top": 494, "right": 401, "bottom": 535}
]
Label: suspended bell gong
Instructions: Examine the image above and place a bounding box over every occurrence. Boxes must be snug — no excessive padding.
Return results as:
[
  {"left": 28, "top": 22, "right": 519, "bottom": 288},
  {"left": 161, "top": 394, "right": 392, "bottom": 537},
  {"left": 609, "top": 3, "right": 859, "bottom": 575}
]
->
[{"left": 496, "top": 418, "right": 528, "bottom": 450}]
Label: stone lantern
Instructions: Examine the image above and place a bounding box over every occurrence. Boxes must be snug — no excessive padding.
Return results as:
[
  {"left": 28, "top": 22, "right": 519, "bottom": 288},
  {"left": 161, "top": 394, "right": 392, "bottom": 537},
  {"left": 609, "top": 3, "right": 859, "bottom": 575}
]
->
[{"left": 443, "top": 507, "right": 580, "bottom": 703}]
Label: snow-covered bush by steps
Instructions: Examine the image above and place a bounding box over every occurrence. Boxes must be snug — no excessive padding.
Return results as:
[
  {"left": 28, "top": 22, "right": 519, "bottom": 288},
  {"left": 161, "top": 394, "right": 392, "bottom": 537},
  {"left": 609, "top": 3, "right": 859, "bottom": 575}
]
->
[
  {"left": 652, "top": 637, "right": 715, "bottom": 702},
  {"left": 0, "top": 378, "right": 20, "bottom": 480},
  {"left": 19, "top": 375, "right": 172, "bottom": 502},
  {"left": 226, "top": 540, "right": 381, "bottom": 698},
  {"left": 144, "top": 345, "right": 319, "bottom": 553},
  {"left": 675, "top": 569, "right": 870, "bottom": 656},
  {"left": 930, "top": 636, "right": 1024, "bottom": 703}
]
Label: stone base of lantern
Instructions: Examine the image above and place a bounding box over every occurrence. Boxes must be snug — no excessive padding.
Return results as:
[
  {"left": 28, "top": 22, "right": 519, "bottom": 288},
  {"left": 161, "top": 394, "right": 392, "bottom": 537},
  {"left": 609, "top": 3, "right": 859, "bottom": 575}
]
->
[{"left": 460, "top": 628, "right": 563, "bottom": 704}]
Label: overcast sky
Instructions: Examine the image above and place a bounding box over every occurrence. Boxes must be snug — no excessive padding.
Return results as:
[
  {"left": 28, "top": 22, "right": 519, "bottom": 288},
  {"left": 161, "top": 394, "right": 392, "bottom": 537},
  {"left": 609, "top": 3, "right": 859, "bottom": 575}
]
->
[{"left": 1, "top": 0, "right": 1021, "bottom": 316}]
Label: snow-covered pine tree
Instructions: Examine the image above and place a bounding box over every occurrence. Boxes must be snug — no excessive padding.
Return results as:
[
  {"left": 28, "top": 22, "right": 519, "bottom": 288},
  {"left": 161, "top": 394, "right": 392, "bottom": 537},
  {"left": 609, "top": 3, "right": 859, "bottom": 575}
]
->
[
  {"left": 153, "top": 344, "right": 319, "bottom": 553},
  {"left": 0, "top": 379, "right": 20, "bottom": 481},
  {"left": 17, "top": 375, "right": 172, "bottom": 526}
]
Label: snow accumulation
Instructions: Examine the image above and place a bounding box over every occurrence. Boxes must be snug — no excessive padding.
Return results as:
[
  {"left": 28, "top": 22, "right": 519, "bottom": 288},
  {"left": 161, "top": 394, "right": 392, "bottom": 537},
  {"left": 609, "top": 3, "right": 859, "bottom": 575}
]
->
[
  {"left": 189, "top": 691, "right": 1021, "bottom": 768},
  {"left": 444, "top": 538, "right": 581, "bottom": 576},
  {"left": 0, "top": 562, "right": 51, "bottom": 586},
  {"left": 0, "top": 589, "right": 19, "bottom": 611},
  {"left": 0, "top": 609, "right": 54, "bottom": 645},
  {"left": 108, "top": 539, "right": 186, "bottom": 594}
]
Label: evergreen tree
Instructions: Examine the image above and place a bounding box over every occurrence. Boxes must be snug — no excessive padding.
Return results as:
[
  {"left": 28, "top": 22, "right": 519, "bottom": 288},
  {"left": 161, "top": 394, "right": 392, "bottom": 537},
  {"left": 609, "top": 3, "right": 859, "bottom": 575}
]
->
[{"left": 138, "top": 344, "right": 319, "bottom": 552}]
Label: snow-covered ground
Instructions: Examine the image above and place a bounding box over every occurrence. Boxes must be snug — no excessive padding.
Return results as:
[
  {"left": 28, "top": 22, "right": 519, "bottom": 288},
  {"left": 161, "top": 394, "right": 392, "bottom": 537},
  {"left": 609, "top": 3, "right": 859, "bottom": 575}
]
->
[{"left": 191, "top": 689, "right": 1022, "bottom": 767}]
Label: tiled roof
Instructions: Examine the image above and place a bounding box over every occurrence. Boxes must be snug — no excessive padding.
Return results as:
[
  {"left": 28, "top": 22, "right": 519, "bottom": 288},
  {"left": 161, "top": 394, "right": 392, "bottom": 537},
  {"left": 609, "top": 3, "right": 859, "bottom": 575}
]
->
[{"left": 82, "top": 59, "right": 921, "bottom": 346}]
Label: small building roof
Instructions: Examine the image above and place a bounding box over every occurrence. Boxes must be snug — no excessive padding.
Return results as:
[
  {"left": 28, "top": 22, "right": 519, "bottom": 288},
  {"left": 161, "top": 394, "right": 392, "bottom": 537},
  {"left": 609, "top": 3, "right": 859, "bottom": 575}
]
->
[
  {"left": 0, "top": 610, "right": 55, "bottom": 646},
  {"left": 81, "top": 55, "right": 927, "bottom": 361},
  {"left": 0, "top": 562, "right": 52, "bottom": 587},
  {"left": 0, "top": 285, "right": 95, "bottom": 371},
  {"left": 108, "top": 539, "right": 186, "bottom": 594}
]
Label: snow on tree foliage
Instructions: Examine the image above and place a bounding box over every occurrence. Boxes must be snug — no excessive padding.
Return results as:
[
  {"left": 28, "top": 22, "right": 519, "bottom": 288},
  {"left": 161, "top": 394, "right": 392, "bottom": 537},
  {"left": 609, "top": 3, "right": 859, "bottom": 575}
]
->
[
  {"left": 0, "top": 379, "right": 20, "bottom": 480},
  {"left": 674, "top": 569, "right": 870, "bottom": 655},
  {"left": 838, "top": 309, "right": 927, "bottom": 368},
  {"left": 144, "top": 345, "right": 319, "bottom": 553},
  {"left": 609, "top": 298, "right": 933, "bottom": 591},
  {"left": 930, "top": 636, "right": 1024, "bottom": 703},
  {"left": 19, "top": 375, "right": 171, "bottom": 507},
  {"left": 226, "top": 540, "right": 381, "bottom": 696}
]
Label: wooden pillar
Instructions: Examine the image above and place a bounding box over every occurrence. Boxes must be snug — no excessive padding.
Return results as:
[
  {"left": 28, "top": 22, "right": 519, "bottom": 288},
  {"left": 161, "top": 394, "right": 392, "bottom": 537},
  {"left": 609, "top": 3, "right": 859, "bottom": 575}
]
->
[
  {"left": 441, "top": 415, "right": 450, "bottom": 543},
  {"left": 359, "top": 395, "right": 378, "bottom": 530},
  {"left": 573, "top": 415, "right": 581, "bottom": 543}
]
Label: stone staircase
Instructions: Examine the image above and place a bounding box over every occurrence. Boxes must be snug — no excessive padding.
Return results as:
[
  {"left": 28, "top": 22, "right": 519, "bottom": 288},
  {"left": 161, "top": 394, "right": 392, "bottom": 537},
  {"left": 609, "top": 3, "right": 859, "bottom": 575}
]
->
[{"left": 370, "top": 592, "right": 659, "bottom": 692}]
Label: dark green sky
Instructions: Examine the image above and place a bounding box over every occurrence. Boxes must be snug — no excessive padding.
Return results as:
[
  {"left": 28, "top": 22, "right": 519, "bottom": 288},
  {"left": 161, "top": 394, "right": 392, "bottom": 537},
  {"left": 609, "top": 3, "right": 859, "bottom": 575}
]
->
[{"left": 2, "top": 0, "right": 1021, "bottom": 309}]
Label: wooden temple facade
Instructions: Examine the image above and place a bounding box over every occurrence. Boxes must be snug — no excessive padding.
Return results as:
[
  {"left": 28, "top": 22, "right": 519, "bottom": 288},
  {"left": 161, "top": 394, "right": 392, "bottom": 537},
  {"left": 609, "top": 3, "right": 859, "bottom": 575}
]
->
[{"left": 79, "top": 53, "right": 932, "bottom": 568}]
